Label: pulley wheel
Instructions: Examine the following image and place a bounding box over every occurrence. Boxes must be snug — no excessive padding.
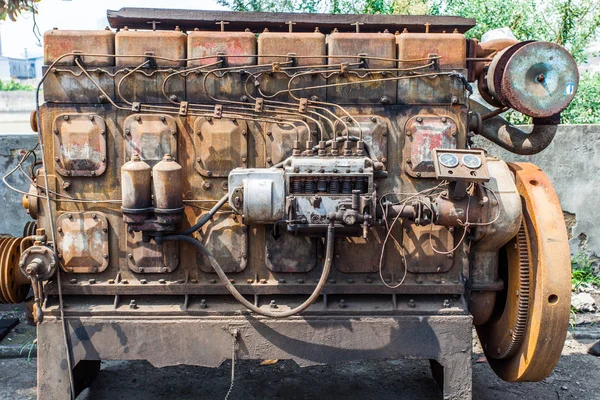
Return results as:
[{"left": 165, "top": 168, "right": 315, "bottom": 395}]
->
[
  {"left": 23, "top": 221, "right": 37, "bottom": 237},
  {"left": 476, "top": 162, "right": 571, "bottom": 381},
  {"left": 0, "top": 237, "right": 30, "bottom": 304},
  {"left": 0, "top": 237, "right": 13, "bottom": 304}
]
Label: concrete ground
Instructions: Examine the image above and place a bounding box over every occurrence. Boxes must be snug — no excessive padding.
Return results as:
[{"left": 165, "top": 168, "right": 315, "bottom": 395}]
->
[
  {"left": 0, "top": 338, "right": 599, "bottom": 400},
  {"left": 1, "top": 308, "right": 599, "bottom": 400}
]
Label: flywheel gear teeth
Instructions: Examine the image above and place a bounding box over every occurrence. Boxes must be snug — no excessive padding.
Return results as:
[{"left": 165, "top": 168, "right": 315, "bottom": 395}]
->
[{"left": 497, "top": 223, "right": 531, "bottom": 359}]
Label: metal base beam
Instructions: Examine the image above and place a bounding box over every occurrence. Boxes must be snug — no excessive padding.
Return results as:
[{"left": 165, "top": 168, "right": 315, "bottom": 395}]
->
[{"left": 37, "top": 314, "right": 472, "bottom": 399}]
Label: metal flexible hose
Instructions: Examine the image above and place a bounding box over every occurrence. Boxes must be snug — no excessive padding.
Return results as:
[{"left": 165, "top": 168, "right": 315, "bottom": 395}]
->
[{"left": 165, "top": 223, "right": 335, "bottom": 318}]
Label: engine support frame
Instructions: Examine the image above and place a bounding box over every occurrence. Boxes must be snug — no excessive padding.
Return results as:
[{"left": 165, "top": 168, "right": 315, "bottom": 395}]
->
[{"left": 37, "top": 312, "right": 473, "bottom": 399}]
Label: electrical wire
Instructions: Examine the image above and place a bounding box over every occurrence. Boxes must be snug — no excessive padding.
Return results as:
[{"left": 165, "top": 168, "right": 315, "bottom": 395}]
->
[{"left": 377, "top": 182, "right": 448, "bottom": 288}]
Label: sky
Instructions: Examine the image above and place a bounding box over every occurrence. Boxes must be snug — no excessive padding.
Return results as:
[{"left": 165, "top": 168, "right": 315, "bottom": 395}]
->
[{"left": 0, "top": 0, "right": 227, "bottom": 58}]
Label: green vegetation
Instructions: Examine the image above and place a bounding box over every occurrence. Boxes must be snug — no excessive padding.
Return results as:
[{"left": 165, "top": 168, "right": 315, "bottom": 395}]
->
[
  {"left": 572, "top": 252, "right": 600, "bottom": 291},
  {"left": 0, "top": 80, "right": 35, "bottom": 91},
  {"left": 0, "top": 0, "right": 39, "bottom": 21}
]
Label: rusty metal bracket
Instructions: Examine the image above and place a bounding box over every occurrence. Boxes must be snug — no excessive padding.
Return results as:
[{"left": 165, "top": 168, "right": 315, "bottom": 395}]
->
[
  {"left": 216, "top": 51, "right": 228, "bottom": 68},
  {"left": 144, "top": 51, "right": 158, "bottom": 69},
  {"left": 271, "top": 62, "right": 281, "bottom": 73},
  {"left": 214, "top": 104, "right": 223, "bottom": 119},
  {"left": 429, "top": 53, "right": 440, "bottom": 72},
  {"left": 358, "top": 53, "right": 369, "bottom": 69},
  {"left": 255, "top": 97, "right": 264, "bottom": 112},
  {"left": 178, "top": 101, "right": 188, "bottom": 116},
  {"left": 72, "top": 50, "right": 84, "bottom": 67},
  {"left": 286, "top": 52, "right": 297, "bottom": 68},
  {"left": 298, "top": 98, "right": 308, "bottom": 113}
]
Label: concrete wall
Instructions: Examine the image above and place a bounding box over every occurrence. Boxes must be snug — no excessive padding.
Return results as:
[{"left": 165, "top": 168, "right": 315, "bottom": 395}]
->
[
  {"left": 0, "top": 134, "right": 38, "bottom": 236},
  {"left": 0, "top": 127, "right": 598, "bottom": 259},
  {"left": 0, "top": 90, "right": 37, "bottom": 112},
  {"left": 474, "top": 124, "right": 600, "bottom": 259}
]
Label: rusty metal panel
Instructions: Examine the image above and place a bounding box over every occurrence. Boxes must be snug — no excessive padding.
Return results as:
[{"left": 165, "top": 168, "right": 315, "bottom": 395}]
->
[
  {"left": 196, "top": 213, "right": 247, "bottom": 273},
  {"left": 327, "top": 72, "right": 397, "bottom": 104},
  {"left": 115, "top": 69, "right": 185, "bottom": 104},
  {"left": 44, "top": 29, "right": 115, "bottom": 66},
  {"left": 258, "top": 72, "right": 326, "bottom": 103},
  {"left": 258, "top": 32, "right": 326, "bottom": 66},
  {"left": 53, "top": 113, "right": 107, "bottom": 177},
  {"left": 187, "top": 31, "right": 256, "bottom": 67},
  {"left": 333, "top": 115, "right": 389, "bottom": 163},
  {"left": 188, "top": 72, "right": 257, "bottom": 103},
  {"left": 397, "top": 33, "right": 466, "bottom": 70},
  {"left": 264, "top": 121, "right": 309, "bottom": 166},
  {"left": 193, "top": 117, "right": 248, "bottom": 178},
  {"left": 397, "top": 75, "right": 467, "bottom": 105},
  {"left": 107, "top": 8, "right": 476, "bottom": 33},
  {"left": 124, "top": 114, "right": 177, "bottom": 165},
  {"left": 329, "top": 33, "right": 396, "bottom": 68},
  {"left": 115, "top": 29, "right": 186, "bottom": 67},
  {"left": 403, "top": 115, "right": 458, "bottom": 178},
  {"left": 327, "top": 32, "right": 397, "bottom": 104},
  {"left": 265, "top": 229, "right": 316, "bottom": 273},
  {"left": 126, "top": 230, "right": 179, "bottom": 273},
  {"left": 403, "top": 223, "right": 454, "bottom": 274},
  {"left": 43, "top": 66, "right": 116, "bottom": 104},
  {"left": 334, "top": 230, "right": 382, "bottom": 274},
  {"left": 56, "top": 212, "right": 109, "bottom": 273},
  {"left": 335, "top": 224, "right": 406, "bottom": 274}
]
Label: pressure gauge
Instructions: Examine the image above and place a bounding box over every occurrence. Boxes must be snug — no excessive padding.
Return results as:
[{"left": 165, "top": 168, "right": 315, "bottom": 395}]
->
[
  {"left": 462, "top": 154, "right": 482, "bottom": 169},
  {"left": 438, "top": 153, "right": 459, "bottom": 168}
]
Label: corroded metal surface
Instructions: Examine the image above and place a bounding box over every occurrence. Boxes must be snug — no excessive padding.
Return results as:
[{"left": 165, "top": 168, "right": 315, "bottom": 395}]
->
[
  {"left": 44, "top": 29, "right": 115, "bottom": 66},
  {"left": 477, "top": 162, "right": 571, "bottom": 382},
  {"left": 403, "top": 115, "right": 458, "bottom": 178},
  {"left": 124, "top": 114, "right": 178, "bottom": 164},
  {"left": 127, "top": 230, "right": 179, "bottom": 273},
  {"left": 194, "top": 117, "right": 248, "bottom": 177},
  {"left": 107, "top": 8, "right": 476, "bottom": 33},
  {"left": 56, "top": 212, "right": 110, "bottom": 274},
  {"left": 53, "top": 113, "right": 107, "bottom": 177},
  {"left": 486, "top": 42, "right": 578, "bottom": 118},
  {"left": 115, "top": 28, "right": 187, "bottom": 67},
  {"left": 188, "top": 31, "right": 256, "bottom": 67},
  {"left": 397, "top": 32, "right": 467, "bottom": 70},
  {"left": 37, "top": 312, "right": 473, "bottom": 399}
]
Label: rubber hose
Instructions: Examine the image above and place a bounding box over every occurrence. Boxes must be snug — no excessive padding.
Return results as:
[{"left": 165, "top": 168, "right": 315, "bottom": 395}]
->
[
  {"left": 165, "top": 224, "right": 335, "bottom": 318},
  {"left": 181, "top": 193, "right": 229, "bottom": 236}
]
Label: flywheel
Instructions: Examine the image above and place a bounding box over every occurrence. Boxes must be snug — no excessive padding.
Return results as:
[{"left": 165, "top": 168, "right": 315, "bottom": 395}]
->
[{"left": 476, "top": 162, "right": 571, "bottom": 382}]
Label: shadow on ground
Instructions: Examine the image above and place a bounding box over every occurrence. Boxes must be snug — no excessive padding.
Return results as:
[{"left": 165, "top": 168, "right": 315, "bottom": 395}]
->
[{"left": 1, "top": 344, "right": 599, "bottom": 400}]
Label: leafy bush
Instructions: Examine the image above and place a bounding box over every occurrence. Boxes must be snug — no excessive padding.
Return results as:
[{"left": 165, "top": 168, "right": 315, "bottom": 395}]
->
[
  {"left": 572, "top": 252, "right": 600, "bottom": 290},
  {"left": 0, "top": 80, "right": 35, "bottom": 91}
]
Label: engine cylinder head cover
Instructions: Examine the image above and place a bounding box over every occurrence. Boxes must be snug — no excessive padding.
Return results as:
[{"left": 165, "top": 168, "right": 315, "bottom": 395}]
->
[
  {"left": 121, "top": 154, "right": 152, "bottom": 212},
  {"left": 152, "top": 154, "right": 183, "bottom": 211},
  {"left": 486, "top": 41, "right": 578, "bottom": 118}
]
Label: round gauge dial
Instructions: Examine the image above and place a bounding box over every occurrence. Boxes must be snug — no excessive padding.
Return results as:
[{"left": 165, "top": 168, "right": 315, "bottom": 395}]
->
[
  {"left": 462, "top": 154, "right": 482, "bottom": 169},
  {"left": 438, "top": 153, "right": 459, "bottom": 168}
]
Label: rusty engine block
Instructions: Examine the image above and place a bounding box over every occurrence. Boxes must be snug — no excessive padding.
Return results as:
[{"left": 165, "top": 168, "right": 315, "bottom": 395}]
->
[{"left": 2, "top": 8, "right": 580, "bottom": 400}]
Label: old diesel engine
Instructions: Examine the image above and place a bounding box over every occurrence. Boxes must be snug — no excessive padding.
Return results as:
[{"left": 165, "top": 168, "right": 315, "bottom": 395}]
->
[{"left": 1, "top": 8, "right": 579, "bottom": 400}]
